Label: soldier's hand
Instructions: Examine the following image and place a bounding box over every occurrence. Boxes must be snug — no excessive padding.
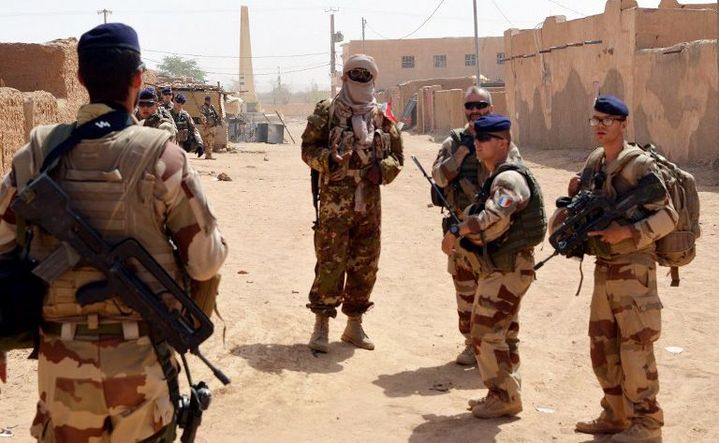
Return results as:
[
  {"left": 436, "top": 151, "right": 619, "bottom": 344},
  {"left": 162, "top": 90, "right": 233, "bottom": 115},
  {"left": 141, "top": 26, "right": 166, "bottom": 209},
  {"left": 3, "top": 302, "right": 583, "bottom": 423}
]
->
[
  {"left": 568, "top": 174, "right": 581, "bottom": 197},
  {"left": 588, "top": 221, "right": 633, "bottom": 245},
  {"left": 364, "top": 163, "right": 382, "bottom": 186},
  {"left": 330, "top": 144, "right": 352, "bottom": 166},
  {"left": 442, "top": 232, "right": 457, "bottom": 256}
]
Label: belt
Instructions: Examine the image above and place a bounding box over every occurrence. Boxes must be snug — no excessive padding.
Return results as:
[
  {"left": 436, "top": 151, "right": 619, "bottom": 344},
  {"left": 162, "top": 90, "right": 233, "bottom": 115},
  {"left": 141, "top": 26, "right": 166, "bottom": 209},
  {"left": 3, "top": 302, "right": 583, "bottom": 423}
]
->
[{"left": 42, "top": 321, "right": 151, "bottom": 340}]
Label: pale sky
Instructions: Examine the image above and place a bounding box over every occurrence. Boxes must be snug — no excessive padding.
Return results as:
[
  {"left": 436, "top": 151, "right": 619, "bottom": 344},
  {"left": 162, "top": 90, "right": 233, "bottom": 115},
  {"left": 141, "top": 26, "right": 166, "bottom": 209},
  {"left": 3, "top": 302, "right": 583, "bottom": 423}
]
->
[{"left": 0, "top": 0, "right": 665, "bottom": 92}]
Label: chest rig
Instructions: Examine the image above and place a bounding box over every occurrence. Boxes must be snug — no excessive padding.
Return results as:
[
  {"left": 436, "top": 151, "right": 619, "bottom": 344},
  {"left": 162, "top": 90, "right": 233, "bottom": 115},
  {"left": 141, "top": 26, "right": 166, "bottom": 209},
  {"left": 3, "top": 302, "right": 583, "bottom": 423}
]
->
[
  {"left": 172, "top": 110, "right": 190, "bottom": 142},
  {"left": 446, "top": 128, "right": 482, "bottom": 212},
  {"left": 327, "top": 100, "right": 391, "bottom": 184}
]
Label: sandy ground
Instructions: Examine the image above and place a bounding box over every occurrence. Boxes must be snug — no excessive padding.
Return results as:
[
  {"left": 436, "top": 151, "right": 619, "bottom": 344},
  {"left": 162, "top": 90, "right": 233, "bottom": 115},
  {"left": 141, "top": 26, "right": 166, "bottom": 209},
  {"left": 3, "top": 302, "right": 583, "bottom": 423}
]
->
[{"left": 2, "top": 119, "right": 718, "bottom": 442}]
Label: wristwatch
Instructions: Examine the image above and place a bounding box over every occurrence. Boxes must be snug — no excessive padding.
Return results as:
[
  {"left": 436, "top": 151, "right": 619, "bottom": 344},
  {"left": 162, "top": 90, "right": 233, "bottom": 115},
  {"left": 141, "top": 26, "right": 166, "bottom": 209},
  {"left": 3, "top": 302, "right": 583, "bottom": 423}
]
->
[{"left": 448, "top": 224, "right": 460, "bottom": 236}]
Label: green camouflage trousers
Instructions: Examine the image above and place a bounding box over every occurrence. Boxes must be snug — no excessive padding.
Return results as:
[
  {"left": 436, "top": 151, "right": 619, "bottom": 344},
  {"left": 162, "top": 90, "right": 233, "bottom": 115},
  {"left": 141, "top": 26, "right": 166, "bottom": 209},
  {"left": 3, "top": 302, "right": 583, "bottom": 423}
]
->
[
  {"left": 307, "top": 180, "right": 381, "bottom": 318},
  {"left": 589, "top": 262, "right": 664, "bottom": 429},
  {"left": 457, "top": 247, "right": 532, "bottom": 403},
  {"left": 31, "top": 331, "right": 175, "bottom": 442},
  {"left": 447, "top": 251, "right": 478, "bottom": 341}
]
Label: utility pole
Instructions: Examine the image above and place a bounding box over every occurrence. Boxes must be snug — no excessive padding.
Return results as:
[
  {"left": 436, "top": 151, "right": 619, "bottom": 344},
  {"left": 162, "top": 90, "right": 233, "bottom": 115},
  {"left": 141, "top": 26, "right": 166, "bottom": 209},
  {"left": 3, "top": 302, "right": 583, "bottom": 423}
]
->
[
  {"left": 326, "top": 8, "right": 342, "bottom": 97},
  {"left": 97, "top": 8, "right": 112, "bottom": 24},
  {"left": 275, "top": 66, "right": 281, "bottom": 104},
  {"left": 472, "top": 0, "right": 481, "bottom": 86}
]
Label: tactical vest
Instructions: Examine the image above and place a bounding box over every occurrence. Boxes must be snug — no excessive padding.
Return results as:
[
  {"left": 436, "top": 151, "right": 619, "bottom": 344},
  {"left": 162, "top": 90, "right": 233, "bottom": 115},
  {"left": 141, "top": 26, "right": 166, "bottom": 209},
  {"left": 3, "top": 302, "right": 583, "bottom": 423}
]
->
[
  {"left": 172, "top": 110, "right": 190, "bottom": 142},
  {"left": 202, "top": 105, "right": 219, "bottom": 127},
  {"left": 463, "top": 162, "right": 547, "bottom": 272},
  {"left": 445, "top": 127, "right": 481, "bottom": 211},
  {"left": 328, "top": 100, "right": 392, "bottom": 181},
  {"left": 14, "top": 124, "right": 177, "bottom": 322}
]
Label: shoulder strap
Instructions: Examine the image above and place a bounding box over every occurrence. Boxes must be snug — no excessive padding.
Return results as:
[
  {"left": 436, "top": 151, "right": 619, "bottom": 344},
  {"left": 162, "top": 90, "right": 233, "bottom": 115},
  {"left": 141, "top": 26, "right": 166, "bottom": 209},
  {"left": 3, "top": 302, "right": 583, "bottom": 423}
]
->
[
  {"left": 40, "top": 110, "right": 133, "bottom": 174},
  {"left": 580, "top": 148, "right": 605, "bottom": 190},
  {"left": 480, "top": 162, "right": 525, "bottom": 198}
]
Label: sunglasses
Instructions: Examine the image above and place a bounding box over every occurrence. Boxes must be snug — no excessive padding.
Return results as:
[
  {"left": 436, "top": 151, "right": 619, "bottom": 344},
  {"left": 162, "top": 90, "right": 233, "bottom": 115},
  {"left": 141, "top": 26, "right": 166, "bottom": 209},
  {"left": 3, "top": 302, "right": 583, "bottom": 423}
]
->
[
  {"left": 138, "top": 101, "right": 155, "bottom": 107},
  {"left": 589, "top": 116, "right": 626, "bottom": 127},
  {"left": 464, "top": 101, "right": 490, "bottom": 111},
  {"left": 347, "top": 68, "right": 373, "bottom": 83},
  {"left": 475, "top": 133, "right": 505, "bottom": 142}
]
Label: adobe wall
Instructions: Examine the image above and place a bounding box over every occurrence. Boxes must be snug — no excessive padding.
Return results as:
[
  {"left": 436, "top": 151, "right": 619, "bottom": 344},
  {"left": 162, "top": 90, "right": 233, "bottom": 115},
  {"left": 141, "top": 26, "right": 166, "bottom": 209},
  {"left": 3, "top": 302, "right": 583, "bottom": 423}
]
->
[
  {"left": 633, "top": 40, "right": 718, "bottom": 163},
  {"left": 398, "top": 76, "right": 475, "bottom": 116},
  {"left": 504, "top": 0, "right": 719, "bottom": 163},
  {"left": 433, "top": 89, "right": 465, "bottom": 133},
  {"left": 0, "top": 88, "right": 26, "bottom": 175}
]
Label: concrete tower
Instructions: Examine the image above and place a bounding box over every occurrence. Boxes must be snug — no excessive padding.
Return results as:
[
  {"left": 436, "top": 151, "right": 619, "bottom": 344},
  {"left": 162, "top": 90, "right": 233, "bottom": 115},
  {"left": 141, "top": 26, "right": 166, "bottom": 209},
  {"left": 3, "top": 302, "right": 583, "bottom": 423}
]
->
[{"left": 239, "top": 5, "right": 258, "bottom": 111}]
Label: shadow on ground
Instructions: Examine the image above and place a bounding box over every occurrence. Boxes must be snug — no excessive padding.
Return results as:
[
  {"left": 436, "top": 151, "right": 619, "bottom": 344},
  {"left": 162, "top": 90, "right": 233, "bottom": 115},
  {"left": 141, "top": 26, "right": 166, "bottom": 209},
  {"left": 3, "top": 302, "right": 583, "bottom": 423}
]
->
[
  {"left": 230, "top": 342, "right": 355, "bottom": 375},
  {"left": 373, "top": 362, "right": 483, "bottom": 397},
  {"left": 409, "top": 413, "right": 519, "bottom": 443}
]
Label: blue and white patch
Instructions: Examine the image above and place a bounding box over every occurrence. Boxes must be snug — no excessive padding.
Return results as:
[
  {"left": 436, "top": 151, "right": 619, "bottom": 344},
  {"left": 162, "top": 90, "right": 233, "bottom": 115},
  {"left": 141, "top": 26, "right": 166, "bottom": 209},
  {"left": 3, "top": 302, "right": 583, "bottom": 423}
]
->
[{"left": 497, "top": 195, "right": 513, "bottom": 208}]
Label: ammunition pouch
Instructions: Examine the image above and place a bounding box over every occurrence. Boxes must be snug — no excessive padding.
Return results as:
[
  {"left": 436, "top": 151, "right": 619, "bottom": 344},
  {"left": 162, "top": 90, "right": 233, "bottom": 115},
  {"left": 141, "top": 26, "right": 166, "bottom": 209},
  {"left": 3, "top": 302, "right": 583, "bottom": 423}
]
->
[{"left": 0, "top": 258, "right": 47, "bottom": 352}]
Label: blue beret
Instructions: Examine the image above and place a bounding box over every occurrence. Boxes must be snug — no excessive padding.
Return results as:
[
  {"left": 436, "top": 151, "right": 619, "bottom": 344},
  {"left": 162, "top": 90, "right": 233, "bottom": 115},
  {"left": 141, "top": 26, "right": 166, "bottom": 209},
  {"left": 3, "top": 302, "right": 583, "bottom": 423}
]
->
[
  {"left": 474, "top": 114, "right": 511, "bottom": 134},
  {"left": 138, "top": 87, "right": 157, "bottom": 102},
  {"left": 594, "top": 95, "right": 629, "bottom": 117},
  {"left": 161, "top": 86, "right": 172, "bottom": 95},
  {"left": 174, "top": 94, "right": 186, "bottom": 104},
  {"left": 78, "top": 23, "right": 140, "bottom": 54}
]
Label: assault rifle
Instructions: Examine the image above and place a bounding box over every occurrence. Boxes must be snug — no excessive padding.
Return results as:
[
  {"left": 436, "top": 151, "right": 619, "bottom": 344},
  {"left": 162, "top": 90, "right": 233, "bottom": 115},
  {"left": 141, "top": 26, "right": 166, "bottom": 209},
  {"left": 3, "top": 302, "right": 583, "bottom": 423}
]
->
[
  {"left": 533, "top": 172, "right": 666, "bottom": 270},
  {"left": 411, "top": 155, "right": 461, "bottom": 225},
  {"left": 11, "top": 172, "right": 230, "bottom": 386}
]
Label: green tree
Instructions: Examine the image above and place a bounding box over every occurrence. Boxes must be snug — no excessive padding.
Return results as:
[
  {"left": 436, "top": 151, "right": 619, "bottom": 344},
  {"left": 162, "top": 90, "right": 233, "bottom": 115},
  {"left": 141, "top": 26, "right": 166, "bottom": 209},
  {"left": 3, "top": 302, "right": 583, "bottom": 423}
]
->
[{"left": 158, "top": 55, "right": 206, "bottom": 82}]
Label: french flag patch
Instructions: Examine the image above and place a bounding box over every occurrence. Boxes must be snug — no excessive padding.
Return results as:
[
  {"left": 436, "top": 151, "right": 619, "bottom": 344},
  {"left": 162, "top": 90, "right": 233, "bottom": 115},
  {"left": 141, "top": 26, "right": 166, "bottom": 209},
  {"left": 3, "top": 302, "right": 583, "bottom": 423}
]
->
[{"left": 497, "top": 195, "right": 513, "bottom": 208}]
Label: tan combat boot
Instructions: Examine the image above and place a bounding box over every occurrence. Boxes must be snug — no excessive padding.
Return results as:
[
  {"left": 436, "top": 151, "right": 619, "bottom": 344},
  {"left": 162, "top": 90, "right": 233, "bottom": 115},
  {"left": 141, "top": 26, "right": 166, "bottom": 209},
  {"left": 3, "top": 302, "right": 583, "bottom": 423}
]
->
[
  {"left": 575, "top": 415, "right": 629, "bottom": 435},
  {"left": 471, "top": 395, "right": 522, "bottom": 419},
  {"left": 308, "top": 314, "right": 329, "bottom": 353},
  {"left": 610, "top": 422, "right": 662, "bottom": 443},
  {"left": 341, "top": 315, "right": 375, "bottom": 350},
  {"left": 455, "top": 341, "right": 476, "bottom": 366}
]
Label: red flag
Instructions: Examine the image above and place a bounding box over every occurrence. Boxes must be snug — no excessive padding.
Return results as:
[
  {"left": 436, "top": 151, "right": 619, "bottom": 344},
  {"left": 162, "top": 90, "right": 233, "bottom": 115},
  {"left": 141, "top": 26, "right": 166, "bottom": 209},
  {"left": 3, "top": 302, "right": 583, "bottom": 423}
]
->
[{"left": 385, "top": 97, "right": 398, "bottom": 123}]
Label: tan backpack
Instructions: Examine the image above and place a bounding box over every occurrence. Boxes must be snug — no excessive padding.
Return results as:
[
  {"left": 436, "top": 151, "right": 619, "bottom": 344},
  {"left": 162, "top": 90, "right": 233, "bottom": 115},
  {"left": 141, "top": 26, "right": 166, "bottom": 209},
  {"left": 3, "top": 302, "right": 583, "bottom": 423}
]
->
[{"left": 633, "top": 143, "right": 700, "bottom": 286}]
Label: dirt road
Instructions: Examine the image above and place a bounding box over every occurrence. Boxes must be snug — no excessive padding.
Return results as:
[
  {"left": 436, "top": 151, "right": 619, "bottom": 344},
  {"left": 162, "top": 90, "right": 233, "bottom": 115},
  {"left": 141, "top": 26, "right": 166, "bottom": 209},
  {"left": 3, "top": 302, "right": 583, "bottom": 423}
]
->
[{"left": 2, "top": 122, "right": 718, "bottom": 442}]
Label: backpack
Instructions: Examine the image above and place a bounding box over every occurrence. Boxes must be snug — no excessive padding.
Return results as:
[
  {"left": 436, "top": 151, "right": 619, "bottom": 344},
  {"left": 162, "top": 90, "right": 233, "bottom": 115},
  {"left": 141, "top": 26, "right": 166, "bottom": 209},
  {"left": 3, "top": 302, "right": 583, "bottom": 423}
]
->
[{"left": 633, "top": 143, "right": 700, "bottom": 286}]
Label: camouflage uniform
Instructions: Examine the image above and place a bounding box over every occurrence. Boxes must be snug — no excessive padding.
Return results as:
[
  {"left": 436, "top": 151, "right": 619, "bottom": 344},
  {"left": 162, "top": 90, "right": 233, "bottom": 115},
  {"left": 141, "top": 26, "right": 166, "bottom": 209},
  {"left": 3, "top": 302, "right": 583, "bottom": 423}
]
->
[
  {"left": 138, "top": 109, "right": 177, "bottom": 139},
  {"left": 579, "top": 142, "right": 678, "bottom": 432},
  {"left": 432, "top": 134, "right": 523, "bottom": 344},
  {"left": 200, "top": 103, "right": 220, "bottom": 152},
  {"left": 0, "top": 104, "right": 228, "bottom": 442},
  {"left": 301, "top": 99, "right": 403, "bottom": 317},
  {"left": 455, "top": 153, "right": 545, "bottom": 410},
  {"left": 170, "top": 108, "right": 203, "bottom": 154}
]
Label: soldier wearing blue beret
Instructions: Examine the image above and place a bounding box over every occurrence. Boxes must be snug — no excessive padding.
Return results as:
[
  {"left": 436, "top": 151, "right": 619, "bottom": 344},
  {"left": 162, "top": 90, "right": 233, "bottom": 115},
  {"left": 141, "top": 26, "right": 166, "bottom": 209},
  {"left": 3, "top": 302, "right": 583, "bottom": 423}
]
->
[
  {"left": 170, "top": 93, "right": 209, "bottom": 158},
  {"left": 160, "top": 86, "right": 174, "bottom": 111},
  {"left": 1, "top": 22, "right": 227, "bottom": 442},
  {"left": 136, "top": 87, "right": 177, "bottom": 138},
  {"left": 564, "top": 95, "right": 677, "bottom": 441},
  {"left": 441, "top": 113, "right": 547, "bottom": 419}
]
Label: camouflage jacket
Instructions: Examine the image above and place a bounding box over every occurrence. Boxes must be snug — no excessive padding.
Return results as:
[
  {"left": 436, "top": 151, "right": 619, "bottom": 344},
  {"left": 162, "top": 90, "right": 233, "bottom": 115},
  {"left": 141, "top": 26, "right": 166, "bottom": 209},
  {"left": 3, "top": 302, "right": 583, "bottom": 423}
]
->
[
  {"left": 581, "top": 141, "right": 678, "bottom": 264},
  {"left": 301, "top": 99, "right": 403, "bottom": 186},
  {"left": 170, "top": 108, "right": 203, "bottom": 146},
  {"left": 139, "top": 109, "right": 177, "bottom": 139},
  {"left": 200, "top": 104, "right": 220, "bottom": 127}
]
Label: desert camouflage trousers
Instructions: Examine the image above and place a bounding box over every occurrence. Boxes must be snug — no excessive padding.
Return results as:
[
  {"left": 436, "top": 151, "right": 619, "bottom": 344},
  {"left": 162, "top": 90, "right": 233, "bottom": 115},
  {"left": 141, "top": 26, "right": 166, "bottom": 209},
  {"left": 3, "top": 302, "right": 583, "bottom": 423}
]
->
[
  {"left": 307, "top": 181, "right": 381, "bottom": 318},
  {"left": 200, "top": 126, "right": 215, "bottom": 159},
  {"left": 589, "top": 262, "right": 664, "bottom": 429},
  {"left": 447, "top": 252, "right": 478, "bottom": 341},
  {"left": 30, "top": 331, "right": 176, "bottom": 443},
  {"left": 456, "top": 246, "right": 533, "bottom": 403}
]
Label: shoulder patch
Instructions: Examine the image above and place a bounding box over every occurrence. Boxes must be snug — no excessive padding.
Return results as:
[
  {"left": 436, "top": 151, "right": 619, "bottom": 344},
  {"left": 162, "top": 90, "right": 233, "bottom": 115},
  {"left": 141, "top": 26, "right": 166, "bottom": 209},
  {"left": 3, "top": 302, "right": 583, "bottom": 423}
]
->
[{"left": 497, "top": 194, "right": 514, "bottom": 208}]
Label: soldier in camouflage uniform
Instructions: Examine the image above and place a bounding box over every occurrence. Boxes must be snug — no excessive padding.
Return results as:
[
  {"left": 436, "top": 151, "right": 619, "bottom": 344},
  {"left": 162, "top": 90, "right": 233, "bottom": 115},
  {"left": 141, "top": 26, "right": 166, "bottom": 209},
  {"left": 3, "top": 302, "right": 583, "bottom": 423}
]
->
[
  {"left": 301, "top": 55, "right": 403, "bottom": 353},
  {"left": 171, "top": 94, "right": 212, "bottom": 159},
  {"left": 441, "top": 115, "right": 546, "bottom": 419},
  {"left": 566, "top": 96, "right": 677, "bottom": 443},
  {"left": 432, "top": 86, "right": 495, "bottom": 366},
  {"left": 136, "top": 87, "right": 177, "bottom": 139},
  {"left": 160, "top": 86, "right": 174, "bottom": 112},
  {"left": 200, "top": 96, "right": 221, "bottom": 153},
  {"left": 0, "top": 23, "right": 228, "bottom": 442}
]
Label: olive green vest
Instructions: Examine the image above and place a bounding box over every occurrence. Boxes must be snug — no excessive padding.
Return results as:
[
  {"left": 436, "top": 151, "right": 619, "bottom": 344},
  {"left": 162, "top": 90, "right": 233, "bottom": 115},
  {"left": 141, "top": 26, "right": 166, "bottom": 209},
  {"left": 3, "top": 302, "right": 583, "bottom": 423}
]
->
[{"left": 463, "top": 162, "right": 547, "bottom": 272}]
